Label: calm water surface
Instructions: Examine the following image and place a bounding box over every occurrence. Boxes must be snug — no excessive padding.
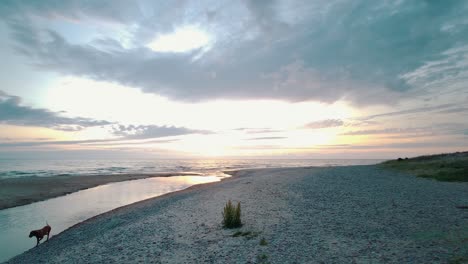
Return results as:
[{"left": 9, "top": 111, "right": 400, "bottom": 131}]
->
[{"left": 0, "top": 175, "right": 222, "bottom": 263}]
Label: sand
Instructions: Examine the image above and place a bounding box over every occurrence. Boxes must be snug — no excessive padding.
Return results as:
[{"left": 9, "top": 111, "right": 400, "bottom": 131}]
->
[
  {"left": 0, "top": 172, "right": 198, "bottom": 210},
  {"left": 6, "top": 165, "right": 468, "bottom": 263}
]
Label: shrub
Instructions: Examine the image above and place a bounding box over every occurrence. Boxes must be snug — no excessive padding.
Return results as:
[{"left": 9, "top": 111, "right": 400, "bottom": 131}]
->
[
  {"left": 222, "top": 200, "right": 242, "bottom": 228},
  {"left": 257, "top": 254, "right": 269, "bottom": 263}
]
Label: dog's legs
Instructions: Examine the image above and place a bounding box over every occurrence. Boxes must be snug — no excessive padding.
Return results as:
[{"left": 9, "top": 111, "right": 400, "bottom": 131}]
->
[
  {"left": 36, "top": 237, "right": 39, "bottom": 246},
  {"left": 46, "top": 232, "right": 49, "bottom": 241}
]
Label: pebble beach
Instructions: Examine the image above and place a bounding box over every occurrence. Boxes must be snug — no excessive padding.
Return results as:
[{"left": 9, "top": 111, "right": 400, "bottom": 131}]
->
[{"left": 7, "top": 165, "right": 468, "bottom": 263}]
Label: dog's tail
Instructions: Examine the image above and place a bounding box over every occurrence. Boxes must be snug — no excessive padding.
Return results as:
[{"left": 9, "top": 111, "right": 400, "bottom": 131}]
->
[{"left": 46, "top": 221, "right": 49, "bottom": 226}]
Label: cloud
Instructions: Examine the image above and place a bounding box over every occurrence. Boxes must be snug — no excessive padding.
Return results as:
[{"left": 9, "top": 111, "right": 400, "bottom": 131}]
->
[
  {"left": 234, "top": 128, "right": 283, "bottom": 134},
  {"left": 399, "top": 45, "right": 468, "bottom": 92},
  {"left": 247, "top": 136, "right": 287, "bottom": 140},
  {"left": 3, "top": 1, "right": 468, "bottom": 104},
  {"left": 0, "top": 148, "right": 188, "bottom": 160},
  {"left": 436, "top": 107, "right": 468, "bottom": 114},
  {"left": 342, "top": 123, "right": 467, "bottom": 136},
  {"left": 0, "top": 90, "right": 112, "bottom": 131},
  {"left": 0, "top": 137, "right": 177, "bottom": 148},
  {"left": 112, "top": 125, "right": 211, "bottom": 139},
  {"left": 0, "top": 138, "right": 116, "bottom": 147},
  {"left": 304, "top": 119, "right": 343, "bottom": 129},
  {"left": 0, "top": 90, "right": 210, "bottom": 144},
  {"left": 359, "top": 104, "right": 455, "bottom": 120},
  {"left": 343, "top": 128, "right": 422, "bottom": 136},
  {"left": 235, "top": 140, "right": 468, "bottom": 151}
]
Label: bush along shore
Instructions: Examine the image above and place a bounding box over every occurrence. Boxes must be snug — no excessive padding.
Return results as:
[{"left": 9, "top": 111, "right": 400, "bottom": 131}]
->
[{"left": 380, "top": 151, "right": 468, "bottom": 182}]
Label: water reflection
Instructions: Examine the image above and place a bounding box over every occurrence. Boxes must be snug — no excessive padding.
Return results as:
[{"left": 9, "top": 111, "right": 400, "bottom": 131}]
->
[{"left": 0, "top": 175, "right": 222, "bottom": 262}]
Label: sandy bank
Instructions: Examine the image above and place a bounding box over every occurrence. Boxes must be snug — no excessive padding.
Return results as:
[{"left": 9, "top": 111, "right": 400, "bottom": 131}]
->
[
  {"left": 0, "top": 172, "right": 198, "bottom": 210},
  {"left": 7, "top": 166, "right": 468, "bottom": 263}
]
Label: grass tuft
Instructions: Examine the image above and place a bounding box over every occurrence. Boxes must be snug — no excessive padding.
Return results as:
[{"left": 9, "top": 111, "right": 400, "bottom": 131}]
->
[
  {"left": 232, "top": 230, "right": 260, "bottom": 239},
  {"left": 222, "top": 200, "right": 242, "bottom": 228},
  {"left": 260, "top": 237, "right": 268, "bottom": 246},
  {"left": 232, "top": 231, "right": 243, "bottom": 237},
  {"left": 257, "top": 254, "right": 270, "bottom": 263}
]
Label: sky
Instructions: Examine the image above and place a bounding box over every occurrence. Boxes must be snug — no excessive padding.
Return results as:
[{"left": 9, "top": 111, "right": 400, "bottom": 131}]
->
[{"left": 0, "top": 0, "right": 467, "bottom": 159}]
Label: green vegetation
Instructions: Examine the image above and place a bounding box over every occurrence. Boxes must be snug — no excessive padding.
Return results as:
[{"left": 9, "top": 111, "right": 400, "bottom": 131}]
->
[
  {"left": 412, "top": 224, "right": 468, "bottom": 264},
  {"left": 232, "top": 231, "right": 250, "bottom": 237},
  {"left": 222, "top": 200, "right": 242, "bottom": 228},
  {"left": 232, "top": 230, "right": 260, "bottom": 239},
  {"left": 259, "top": 237, "right": 268, "bottom": 246},
  {"left": 380, "top": 151, "right": 468, "bottom": 182},
  {"left": 256, "top": 254, "right": 270, "bottom": 264},
  {"left": 450, "top": 256, "right": 468, "bottom": 264},
  {"left": 448, "top": 225, "right": 468, "bottom": 264},
  {"left": 232, "top": 231, "right": 243, "bottom": 237}
]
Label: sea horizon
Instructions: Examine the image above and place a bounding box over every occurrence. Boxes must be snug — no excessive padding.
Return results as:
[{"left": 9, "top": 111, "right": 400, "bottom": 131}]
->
[{"left": 0, "top": 158, "right": 385, "bottom": 180}]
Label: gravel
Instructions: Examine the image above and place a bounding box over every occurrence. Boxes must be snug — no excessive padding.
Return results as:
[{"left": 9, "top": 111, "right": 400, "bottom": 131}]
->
[{"left": 6, "top": 165, "right": 468, "bottom": 263}]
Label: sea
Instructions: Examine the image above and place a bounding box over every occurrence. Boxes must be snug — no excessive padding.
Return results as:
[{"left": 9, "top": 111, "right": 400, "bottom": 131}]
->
[
  {"left": 0, "top": 158, "right": 383, "bottom": 262},
  {"left": 0, "top": 158, "right": 384, "bottom": 179}
]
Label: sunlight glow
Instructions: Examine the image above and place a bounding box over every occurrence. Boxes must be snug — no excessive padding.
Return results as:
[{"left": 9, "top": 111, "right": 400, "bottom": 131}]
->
[
  {"left": 45, "top": 77, "right": 354, "bottom": 131},
  {"left": 0, "top": 125, "right": 71, "bottom": 141},
  {"left": 42, "top": 77, "right": 357, "bottom": 157},
  {"left": 147, "top": 26, "right": 211, "bottom": 53}
]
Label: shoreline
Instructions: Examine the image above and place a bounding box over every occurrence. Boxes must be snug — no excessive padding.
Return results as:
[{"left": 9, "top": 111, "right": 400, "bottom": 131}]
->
[
  {"left": 0, "top": 172, "right": 200, "bottom": 210},
  {"left": 7, "top": 165, "right": 467, "bottom": 263},
  {"left": 52, "top": 170, "right": 241, "bottom": 238}
]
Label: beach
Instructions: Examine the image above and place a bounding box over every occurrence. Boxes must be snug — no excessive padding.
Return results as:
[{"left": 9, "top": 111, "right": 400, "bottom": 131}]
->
[
  {"left": 6, "top": 165, "right": 468, "bottom": 263},
  {"left": 0, "top": 172, "right": 198, "bottom": 210}
]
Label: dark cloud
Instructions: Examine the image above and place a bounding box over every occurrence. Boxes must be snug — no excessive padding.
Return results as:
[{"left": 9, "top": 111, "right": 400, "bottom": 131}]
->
[
  {"left": 2, "top": 1, "right": 468, "bottom": 104},
  {"left": 0, "top": 90, "right": 112, "bottom": 131},
  {"left": 304, "top": 119, "right": 343, "bottom": 129},
  {"left": 112, "top": 125, "right": 211, "bottom": 139}
]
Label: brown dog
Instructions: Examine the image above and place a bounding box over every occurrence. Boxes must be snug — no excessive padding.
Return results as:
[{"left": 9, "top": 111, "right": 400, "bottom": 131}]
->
[{"left": 29, "top": 223, "right": 51, "bottom": 246}]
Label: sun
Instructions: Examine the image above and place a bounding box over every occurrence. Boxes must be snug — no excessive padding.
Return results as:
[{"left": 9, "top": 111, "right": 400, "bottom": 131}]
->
[{"left": 147, "top": 26, "right": 211, "bottom": 53}]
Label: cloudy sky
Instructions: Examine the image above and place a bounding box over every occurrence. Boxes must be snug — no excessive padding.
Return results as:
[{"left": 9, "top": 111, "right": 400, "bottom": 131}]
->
[{"left": 0, "top": 0, "right": 467, "bottom": 159}]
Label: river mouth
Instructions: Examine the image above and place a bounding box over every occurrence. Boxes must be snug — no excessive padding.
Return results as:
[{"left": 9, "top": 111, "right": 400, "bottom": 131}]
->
[{"left": 0, "top": 174, "right": 224, "bottom": 263}]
